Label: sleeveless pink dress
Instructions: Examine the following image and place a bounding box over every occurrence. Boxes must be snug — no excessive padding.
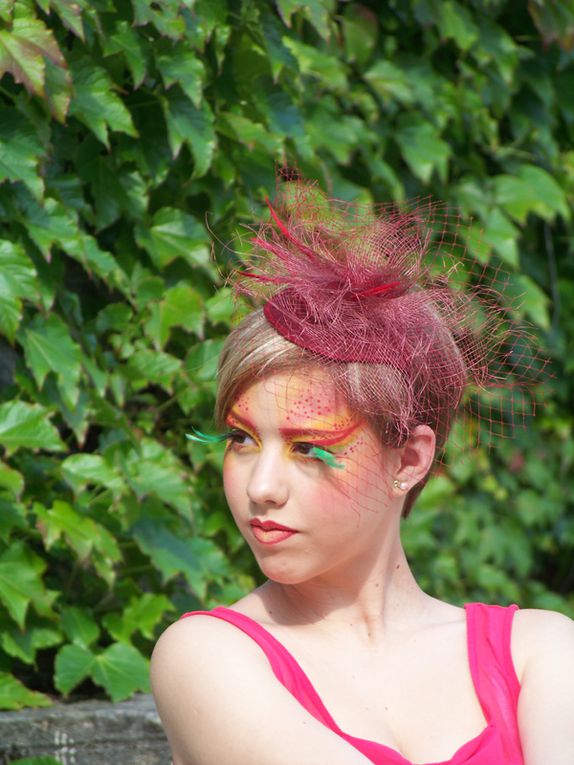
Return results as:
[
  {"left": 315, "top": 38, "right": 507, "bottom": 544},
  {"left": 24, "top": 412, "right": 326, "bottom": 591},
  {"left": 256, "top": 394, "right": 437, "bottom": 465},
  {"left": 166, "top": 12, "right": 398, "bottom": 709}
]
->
[{"left": 181, "top": 602, "right": 523, "bottom": 764}]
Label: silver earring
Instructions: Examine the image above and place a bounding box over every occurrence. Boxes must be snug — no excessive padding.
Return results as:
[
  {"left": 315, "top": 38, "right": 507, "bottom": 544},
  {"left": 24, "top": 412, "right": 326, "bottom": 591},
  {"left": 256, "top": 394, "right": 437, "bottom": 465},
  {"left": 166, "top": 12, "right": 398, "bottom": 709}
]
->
[{"left": 393, "top": 479, "right": 408, "bottom": 491}]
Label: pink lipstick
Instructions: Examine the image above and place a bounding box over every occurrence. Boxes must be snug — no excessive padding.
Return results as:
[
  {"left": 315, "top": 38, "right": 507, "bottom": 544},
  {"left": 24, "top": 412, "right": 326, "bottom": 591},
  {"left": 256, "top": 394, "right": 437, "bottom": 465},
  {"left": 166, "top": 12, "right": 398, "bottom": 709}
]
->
[{"left": 249, "top": 519, "right": 298, "bottom": 545}]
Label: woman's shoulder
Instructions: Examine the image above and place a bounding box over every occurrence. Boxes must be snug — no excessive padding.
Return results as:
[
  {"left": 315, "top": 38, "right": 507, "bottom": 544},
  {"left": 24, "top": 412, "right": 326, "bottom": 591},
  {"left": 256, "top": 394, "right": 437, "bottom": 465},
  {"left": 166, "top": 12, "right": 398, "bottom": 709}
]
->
[
  {"left": 152, "top": 607, "right": 263, "bottom": 664},
  {"left": 511, "top": 607, "right": 574, "bottom": 679},
  {"left": 510, "top": 608, "right": 574, "bottom": 760}
]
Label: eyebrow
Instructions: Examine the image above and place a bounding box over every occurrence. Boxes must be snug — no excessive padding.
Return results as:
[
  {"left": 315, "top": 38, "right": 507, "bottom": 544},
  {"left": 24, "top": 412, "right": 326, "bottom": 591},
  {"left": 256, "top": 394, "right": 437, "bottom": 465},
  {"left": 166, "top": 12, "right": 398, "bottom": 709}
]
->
[{"left": 226, "top": 410, "right": 360, "bottom": 446}]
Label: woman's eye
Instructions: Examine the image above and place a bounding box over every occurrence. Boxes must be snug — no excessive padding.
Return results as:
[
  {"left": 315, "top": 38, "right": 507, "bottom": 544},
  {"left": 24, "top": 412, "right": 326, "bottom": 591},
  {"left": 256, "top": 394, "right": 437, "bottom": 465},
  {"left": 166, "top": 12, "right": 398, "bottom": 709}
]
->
[
  {"left": 226, "top": 429, "right": 255, "bottom": 447},
  {"left": 295, "top": 442, "right": 345, "bottom": 469},
  {"left": 293, "top": 442, "right": 316, "bottom": 456}
]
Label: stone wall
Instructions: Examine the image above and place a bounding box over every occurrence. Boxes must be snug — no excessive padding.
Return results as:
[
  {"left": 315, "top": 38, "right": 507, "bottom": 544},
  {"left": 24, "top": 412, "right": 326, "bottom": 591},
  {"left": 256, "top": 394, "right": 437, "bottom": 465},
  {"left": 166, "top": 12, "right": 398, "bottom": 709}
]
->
[{"left": 0, "top": 695, "right": 171, "bottom": 765}]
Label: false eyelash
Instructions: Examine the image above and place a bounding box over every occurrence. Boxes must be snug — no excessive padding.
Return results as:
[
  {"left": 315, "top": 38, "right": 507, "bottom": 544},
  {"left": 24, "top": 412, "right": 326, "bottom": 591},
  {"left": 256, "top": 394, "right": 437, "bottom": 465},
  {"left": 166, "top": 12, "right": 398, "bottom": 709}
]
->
[
  {"left": 307, "top": 446, "right": 345, "bottom": 470},
  {"left": 185, "top": 428, "right": 231, "bottom": 444},
  {"left": 186, "top": 428, "right": 345, "bottom": 470}
]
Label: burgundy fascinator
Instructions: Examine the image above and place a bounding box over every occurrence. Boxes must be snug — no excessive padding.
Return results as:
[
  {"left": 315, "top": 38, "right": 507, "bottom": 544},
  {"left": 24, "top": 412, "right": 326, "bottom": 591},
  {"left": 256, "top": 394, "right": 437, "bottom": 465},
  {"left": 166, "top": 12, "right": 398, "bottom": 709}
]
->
[{"left": 232, "top": 176, "right": 544, "bottom": 450}]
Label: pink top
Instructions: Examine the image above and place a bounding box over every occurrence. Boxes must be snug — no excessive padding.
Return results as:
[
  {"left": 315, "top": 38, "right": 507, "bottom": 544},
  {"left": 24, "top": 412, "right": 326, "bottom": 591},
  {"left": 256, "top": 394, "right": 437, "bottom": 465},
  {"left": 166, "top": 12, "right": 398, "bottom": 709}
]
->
[{"left": 181, "top": 603, "right": 523, "bottom": 765}]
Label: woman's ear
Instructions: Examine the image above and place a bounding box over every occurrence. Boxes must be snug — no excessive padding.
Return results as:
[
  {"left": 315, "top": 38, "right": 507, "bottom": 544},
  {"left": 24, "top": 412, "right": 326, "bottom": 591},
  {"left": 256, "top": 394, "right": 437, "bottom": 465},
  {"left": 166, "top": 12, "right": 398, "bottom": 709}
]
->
[{"left": 394, "top": 425, "right": 436, "bottom": 491}]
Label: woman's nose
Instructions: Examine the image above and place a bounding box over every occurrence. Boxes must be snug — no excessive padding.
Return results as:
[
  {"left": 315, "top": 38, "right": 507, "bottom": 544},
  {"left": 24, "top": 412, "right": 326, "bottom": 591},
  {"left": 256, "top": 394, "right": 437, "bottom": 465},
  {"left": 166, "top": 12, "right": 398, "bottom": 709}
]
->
[{"left": 246, "top": 449, "right": 289, "bottom": 507}]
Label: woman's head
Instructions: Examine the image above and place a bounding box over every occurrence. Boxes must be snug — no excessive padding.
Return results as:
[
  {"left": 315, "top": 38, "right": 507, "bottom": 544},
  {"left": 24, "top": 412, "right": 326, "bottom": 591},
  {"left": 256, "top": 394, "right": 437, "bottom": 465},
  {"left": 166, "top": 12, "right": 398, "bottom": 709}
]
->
[
  {"left": 216, "top": 308, "right": 450, "bottom": 517},
  {"left": 215, "top": 178, "right": 539, "bottom": 516}
]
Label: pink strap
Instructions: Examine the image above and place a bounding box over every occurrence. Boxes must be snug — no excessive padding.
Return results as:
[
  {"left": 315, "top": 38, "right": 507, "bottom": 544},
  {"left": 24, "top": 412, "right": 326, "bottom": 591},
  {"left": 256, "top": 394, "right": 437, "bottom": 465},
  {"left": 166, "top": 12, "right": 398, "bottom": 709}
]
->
[{"left": 465, "top": 603, "right": 523, "bottom": 762}]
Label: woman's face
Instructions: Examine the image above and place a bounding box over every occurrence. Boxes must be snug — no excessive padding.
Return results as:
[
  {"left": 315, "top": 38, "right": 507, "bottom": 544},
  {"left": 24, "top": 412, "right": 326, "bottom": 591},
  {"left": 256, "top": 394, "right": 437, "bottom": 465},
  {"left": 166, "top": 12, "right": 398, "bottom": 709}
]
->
[{"left": 222, "top": 369, "right": 401, "bottom": 585}]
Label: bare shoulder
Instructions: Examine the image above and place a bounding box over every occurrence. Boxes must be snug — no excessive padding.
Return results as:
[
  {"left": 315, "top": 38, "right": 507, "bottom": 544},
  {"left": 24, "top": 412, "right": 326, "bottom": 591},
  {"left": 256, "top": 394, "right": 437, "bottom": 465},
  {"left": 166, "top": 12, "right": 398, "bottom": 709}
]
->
[
  {"left": 512, "top": 608, "right": 574, "bottom": 677},
  {"left": 151, "top": 612, "right": 264, "bottom": 667},
  {"left": 151, "top": 615, "right": 371, "bottom": 765},
  {"left": 511, "top": 609, "right": 574, "bottom": 764}
]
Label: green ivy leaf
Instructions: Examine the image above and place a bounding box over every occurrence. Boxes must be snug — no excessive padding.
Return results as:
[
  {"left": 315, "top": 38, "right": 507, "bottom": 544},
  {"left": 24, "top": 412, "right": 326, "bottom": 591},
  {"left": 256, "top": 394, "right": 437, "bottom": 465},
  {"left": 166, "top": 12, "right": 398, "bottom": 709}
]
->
[
  {"left": 0, "top": 553, "right": 50, "bottom": 628},
  {"left": 131, "top": 0, "right": 186, "bottom": 39},
  {"left": 205, "top": 287, "right": 235, "bottom": 327},
  {"left": 54, "top": 643, "right": 95, "bottom": 695},
  {"left": 145, "top": 283, "right": 204, "bottom": 348},
  {"left": 438, "top": 1, "right": 479, "bottom": 51},
  {"left": 102, "top": 593, "right": 174, "bottom": 642},
  {"left": 157, "top": 45, "right": 205, "bottom": 107},
  {"left": 218, "top": 111, "right": 283, "bottom": 154},
  {"left": 0, "top": 461, "right": 24, "bottom": 499},
  {"left": 364, "top": 60, "right": 414, "bottom": 105},
  {"left": 260, "top": 8, "right": 297, "bottom": 79},
  {"left": 44, "top": 56, "right": 72, "bottom": 123},
  {"left": 0, "top": 499, "right": 27, "bottom": 540},
  {"left": 133, "top": 518, "right": 228, "bottom": 599},
  {"left": 125, "top": 348, "right": 181, "bottom": 392},
  {"left": 68, "top": 57, "right": 137, "bottom": 148},
  {"left": 35, "top": 500, "right": 121, "bottom": 567},
  {"left": 282, "top": 37, "right": 348, "bottom": 92},
  {"left": 184, "top": 338, "right": 224, "bottom": 382},
  {"left": 122, "top": 438, "right": 191, "bottom": 515},
  {"left": 341, "top": 4, "right": 378, "bottom": 68},
  {"left": 0, "top": 109, "right": 45, "bottom": 198},
  {"left": 0, "top": 671, "right": 51, "bottom": 710},
  {"left": 163, "top": 90, "right": 216, "bottom": 176},
  {"left": 18, "top": 196, "right": 78, "bottom": 259},
  {"left": 0, "top": 401, "right": 64, "bottom": 454},
  {"left": 514, "top": 274, "right": 551, "bottom": 330},
  {"left": 61, "top": 453, "right": 125, "bottom": 497},
  {"left": 103, "top": 20, "right": 147, "bottom": 86},
  {"left": 0, "top": 240, "right": 37, "bottom": 341},
  {"left": 0, "top": 624, "right": 61, "bottom": 665},
  {"left": 91, "top": 643, "right": 150, "bottom": 702},
  {"left": 396, "top": 116, "right": 451, "bottom": 183},
  {"left": 21, "top": 313, "right": 82, "bottom": 408},
  {"left": 60, "top": 606, "right": 101, "bottom": 649},
  {"left": 135, "top": 207, "right": 213, "bottom": 272}
]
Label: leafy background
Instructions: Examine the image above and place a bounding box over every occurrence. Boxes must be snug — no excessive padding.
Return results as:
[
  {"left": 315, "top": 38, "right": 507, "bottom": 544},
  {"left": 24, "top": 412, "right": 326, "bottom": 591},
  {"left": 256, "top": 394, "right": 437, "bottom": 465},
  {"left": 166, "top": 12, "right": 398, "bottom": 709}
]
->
[{"left": 0, "top": 0, "right": 573, "bottom": 711}]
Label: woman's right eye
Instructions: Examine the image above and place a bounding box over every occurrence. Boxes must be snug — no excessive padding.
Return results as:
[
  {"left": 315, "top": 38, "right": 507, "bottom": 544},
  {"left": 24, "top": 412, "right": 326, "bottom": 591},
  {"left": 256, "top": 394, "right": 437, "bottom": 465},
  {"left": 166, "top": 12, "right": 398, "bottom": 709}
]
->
[{"left": 226, "top": 429, "right": 255, "bottom": 447}]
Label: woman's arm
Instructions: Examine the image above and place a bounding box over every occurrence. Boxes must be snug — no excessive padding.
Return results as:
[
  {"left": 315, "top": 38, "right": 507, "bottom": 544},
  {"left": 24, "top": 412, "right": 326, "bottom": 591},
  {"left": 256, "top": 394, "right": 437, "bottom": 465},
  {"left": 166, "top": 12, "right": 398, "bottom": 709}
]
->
[
  {"left": 151, "top": 616, "right": 373, "bottom": 765},
  {"left": 514, "top": 609, "right": 574, "bottom": 764}
]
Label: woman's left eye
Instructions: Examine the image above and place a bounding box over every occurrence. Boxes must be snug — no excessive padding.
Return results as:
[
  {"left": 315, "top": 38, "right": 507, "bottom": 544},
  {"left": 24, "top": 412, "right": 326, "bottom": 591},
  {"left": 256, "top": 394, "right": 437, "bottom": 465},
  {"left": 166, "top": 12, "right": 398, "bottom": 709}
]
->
[
  {"left": 294, "top": 443, "right": 345, "bottom": 469},
  {"left": 293, "top": 442, "right": 317, "bottom": 456}
]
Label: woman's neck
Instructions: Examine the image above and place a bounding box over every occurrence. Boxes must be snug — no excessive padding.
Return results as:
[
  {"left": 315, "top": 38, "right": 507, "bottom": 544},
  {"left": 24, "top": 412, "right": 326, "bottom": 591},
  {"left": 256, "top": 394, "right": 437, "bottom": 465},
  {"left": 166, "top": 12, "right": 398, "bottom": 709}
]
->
[{"left": 257, "top": 540, "right": 435, "bottom": 645}]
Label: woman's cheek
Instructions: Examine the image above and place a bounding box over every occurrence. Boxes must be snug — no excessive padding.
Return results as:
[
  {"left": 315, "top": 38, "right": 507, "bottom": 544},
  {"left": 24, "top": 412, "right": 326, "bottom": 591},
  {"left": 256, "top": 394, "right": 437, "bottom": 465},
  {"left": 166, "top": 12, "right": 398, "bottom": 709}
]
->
[{"left": 222, "top": 458, "right": 242, "bottom": 510}]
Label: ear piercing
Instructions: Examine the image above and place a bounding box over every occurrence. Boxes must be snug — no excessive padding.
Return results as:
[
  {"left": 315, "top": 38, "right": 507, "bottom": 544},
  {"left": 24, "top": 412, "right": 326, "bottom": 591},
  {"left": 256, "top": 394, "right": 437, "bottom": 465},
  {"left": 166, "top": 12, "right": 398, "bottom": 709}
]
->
[{"left": 393, "top": 479, "right": 408, "bottom": 491}]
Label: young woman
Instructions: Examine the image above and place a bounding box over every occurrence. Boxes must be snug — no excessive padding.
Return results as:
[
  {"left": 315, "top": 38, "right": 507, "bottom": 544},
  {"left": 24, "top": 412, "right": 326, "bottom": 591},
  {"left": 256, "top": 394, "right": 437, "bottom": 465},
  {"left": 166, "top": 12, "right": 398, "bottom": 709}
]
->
[{"left": 151, "top": 180, "right": 574, "bottom": 765}]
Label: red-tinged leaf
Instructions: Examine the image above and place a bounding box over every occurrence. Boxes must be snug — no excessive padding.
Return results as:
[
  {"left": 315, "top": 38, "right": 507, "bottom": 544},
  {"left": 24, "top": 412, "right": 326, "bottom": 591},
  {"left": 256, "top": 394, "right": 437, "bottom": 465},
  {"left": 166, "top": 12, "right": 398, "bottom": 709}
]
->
[
  {"left": 49, "top": 0, "right": 86, "bottom": 40},
  {"left": 0, "top": 15, "right": 65, "bottom": 98}
]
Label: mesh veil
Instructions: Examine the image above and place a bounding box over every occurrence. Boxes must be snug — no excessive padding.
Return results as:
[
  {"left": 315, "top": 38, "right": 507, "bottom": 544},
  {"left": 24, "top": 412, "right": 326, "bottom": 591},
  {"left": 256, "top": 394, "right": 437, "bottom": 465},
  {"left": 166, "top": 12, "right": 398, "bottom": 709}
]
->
[{"left": 228, "top": 178, "right": 545, "bottom": 456}]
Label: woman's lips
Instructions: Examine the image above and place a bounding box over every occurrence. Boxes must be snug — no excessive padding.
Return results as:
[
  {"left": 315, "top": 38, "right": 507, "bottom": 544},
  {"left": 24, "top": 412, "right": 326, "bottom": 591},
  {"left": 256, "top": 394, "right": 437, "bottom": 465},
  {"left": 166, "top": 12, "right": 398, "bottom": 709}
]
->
[{"left": 249, "top": 519, "right": 298, "bottom": 545}]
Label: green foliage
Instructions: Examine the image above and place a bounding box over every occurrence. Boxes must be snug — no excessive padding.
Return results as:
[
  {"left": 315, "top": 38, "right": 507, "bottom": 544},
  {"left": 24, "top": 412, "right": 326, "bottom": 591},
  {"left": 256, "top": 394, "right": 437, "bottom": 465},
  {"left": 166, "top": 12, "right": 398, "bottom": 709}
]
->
[{"left": 0, "top": 0, "right": 572, "bottom": 709}]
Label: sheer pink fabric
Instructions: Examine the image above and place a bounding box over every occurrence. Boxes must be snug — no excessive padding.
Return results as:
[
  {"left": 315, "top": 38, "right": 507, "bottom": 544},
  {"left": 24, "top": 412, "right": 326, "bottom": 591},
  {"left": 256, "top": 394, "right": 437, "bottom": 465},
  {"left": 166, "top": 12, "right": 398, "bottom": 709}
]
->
[{"left": 181, "top": 603, "right": 523, "bottom": 765}]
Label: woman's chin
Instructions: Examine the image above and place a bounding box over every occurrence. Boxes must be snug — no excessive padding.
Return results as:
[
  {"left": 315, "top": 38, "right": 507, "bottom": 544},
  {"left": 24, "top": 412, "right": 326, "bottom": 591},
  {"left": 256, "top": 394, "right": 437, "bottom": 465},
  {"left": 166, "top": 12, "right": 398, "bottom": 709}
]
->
[{"left": 254, "top": 558, "right": 314, "bottom": 586}]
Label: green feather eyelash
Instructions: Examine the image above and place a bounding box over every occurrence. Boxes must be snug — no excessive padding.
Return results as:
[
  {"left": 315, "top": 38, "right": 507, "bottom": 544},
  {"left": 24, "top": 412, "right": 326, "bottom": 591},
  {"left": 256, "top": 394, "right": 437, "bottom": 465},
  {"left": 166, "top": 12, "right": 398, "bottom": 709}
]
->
[
  {"left": 186, "top": 429, "right": 228, "bottom": 444},
  {"left": 186, "top": 429, "right": 345, "bottom": 469},
  {"left": 307, "top": 446, "right": 345, "bottom": 469}
]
